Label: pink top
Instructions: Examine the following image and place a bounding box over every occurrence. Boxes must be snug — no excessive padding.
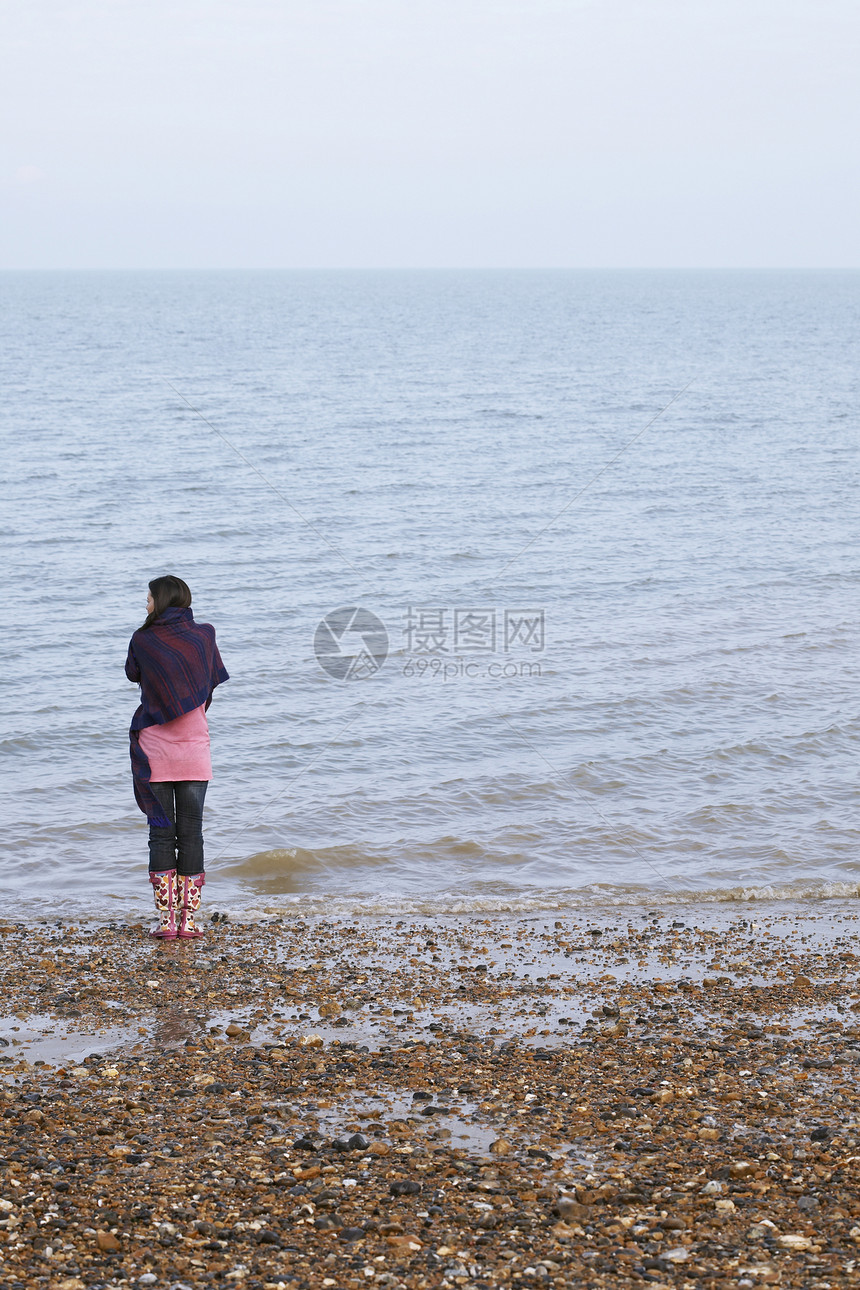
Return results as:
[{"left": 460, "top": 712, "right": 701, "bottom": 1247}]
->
[{"left": 138, "top": 705, "right": 212, "bottom": 783}]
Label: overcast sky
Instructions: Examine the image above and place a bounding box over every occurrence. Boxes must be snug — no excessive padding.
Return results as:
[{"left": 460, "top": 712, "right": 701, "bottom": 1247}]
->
[{"left": 1, "top": 0, "right": 858, "bottom": 269}]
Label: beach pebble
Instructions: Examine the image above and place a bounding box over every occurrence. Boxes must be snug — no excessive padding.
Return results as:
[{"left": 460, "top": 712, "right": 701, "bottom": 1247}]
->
[
  {"left": 777, "top": 1233, "right": 813, "bottom": 1250},
  {"left": 749, "top": 1221, "right": 777, "bottom": 1238}
]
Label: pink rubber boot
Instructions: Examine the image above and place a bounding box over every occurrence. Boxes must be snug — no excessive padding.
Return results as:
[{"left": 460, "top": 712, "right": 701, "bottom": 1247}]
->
[
  {"left": 177, "top": 873, "right": 206, "bottom": 940},
  {"left": 149, "top": 869, "right": 179, "bottom": 939}
]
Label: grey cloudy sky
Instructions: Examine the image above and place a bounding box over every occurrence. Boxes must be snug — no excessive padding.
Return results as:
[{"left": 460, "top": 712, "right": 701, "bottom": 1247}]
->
[{"left": 1, "top": 0, "right": 858, "bottom": 268}]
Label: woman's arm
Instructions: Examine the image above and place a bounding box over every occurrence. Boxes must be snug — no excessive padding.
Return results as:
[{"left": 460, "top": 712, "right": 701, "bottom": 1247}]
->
[{"left": 125, "top": 641, "right": 141, "bottom": 683}]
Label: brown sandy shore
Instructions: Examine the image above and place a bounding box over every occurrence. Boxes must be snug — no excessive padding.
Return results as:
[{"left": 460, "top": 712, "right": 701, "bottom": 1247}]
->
[{"left": 0, "top": 904, "right": 859, "bottom": 1290}]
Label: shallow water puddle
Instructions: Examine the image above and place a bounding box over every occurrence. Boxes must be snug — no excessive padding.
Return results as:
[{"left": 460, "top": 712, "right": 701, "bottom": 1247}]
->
[
  {"left": 0, "top": 1012, "right": 138, "bottom": 1069},
  {"left": 256, "top": 1085, "right": 589, "bottom": 1166}
]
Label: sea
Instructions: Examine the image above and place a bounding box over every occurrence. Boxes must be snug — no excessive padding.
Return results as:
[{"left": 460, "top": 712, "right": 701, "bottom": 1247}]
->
[{"left": 2, "top": 269, "right": 859, "bottom": 924}]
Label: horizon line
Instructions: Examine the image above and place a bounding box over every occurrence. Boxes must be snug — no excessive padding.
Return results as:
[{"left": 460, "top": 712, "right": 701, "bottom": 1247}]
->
[{"left": 1, "top": 264, "right": 859, "bottom": 273}]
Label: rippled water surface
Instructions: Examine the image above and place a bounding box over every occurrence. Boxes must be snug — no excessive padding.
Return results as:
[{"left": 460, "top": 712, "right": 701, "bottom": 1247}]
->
[{"left": 2, "top": 270, "right": 859, "bottom": 920}]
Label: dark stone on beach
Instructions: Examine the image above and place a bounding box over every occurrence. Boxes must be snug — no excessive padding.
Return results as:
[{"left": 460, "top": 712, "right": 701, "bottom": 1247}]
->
[
  {"left": 798, "top": 1195, "right": 819, "bottom": 1211},
  {"left": 331, "top": 1131, "right": 367, "bottom": 1151},
  {"left": 810, "top": 1126, "right": 831, "bottom": 1141},
  {"left": 294, "top": 1136, "right": 318, "bottom": 1151},
  {"left": 390, "top": 1180, "right": 421, "bottom": 1196},
  {"left": 339, "top": 1226, "right": 366, "bottom": 1242},
  {"left": 412, "top": 1091, "right": 433, "bottom": 1100}
]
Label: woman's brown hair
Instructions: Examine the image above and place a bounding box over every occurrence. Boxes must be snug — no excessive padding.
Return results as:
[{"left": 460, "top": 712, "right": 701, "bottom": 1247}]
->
[{"left": 140, "top": 575, "right": 192, "bottom": 630}]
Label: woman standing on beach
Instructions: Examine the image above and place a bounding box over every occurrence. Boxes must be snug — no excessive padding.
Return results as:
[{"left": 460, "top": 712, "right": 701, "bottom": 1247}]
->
[{"left": 126, "top": 576, "right": 229, "bottom": 940}]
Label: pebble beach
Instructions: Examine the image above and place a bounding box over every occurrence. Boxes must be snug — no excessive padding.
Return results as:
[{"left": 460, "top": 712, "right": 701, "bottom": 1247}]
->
[{"left": 1, "top": 905, "right": 859, "bottom": 1289}]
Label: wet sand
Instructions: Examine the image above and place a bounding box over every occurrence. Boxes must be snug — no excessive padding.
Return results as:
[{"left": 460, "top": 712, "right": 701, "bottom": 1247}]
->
[{"left": 1, "top": 904, "right": 859, "bottom": 1288}]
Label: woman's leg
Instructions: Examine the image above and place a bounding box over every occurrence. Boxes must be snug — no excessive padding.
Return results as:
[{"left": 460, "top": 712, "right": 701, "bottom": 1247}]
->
[
  {"left": 174, "top": 781, "right": 208, "bottom": 940},
  {"left": 148, "top": 783, "right": 177, "bottom": 872},
  {"left": 148, "top": 782, "right": 179, "bottom": 939},
  {"left": 174, "top": 781, "right": 208, "bottom": 875}
]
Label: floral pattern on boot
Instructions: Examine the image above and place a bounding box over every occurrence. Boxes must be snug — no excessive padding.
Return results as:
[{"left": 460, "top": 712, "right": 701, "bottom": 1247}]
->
[
  {"left": 149, "top": 868, "right": 179, "bottom": 939},
  {"left": 178, "top": 873, "right": 205, "bottom": 939}
]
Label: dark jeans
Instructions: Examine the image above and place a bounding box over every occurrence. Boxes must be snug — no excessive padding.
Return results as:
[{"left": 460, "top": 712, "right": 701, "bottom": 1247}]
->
[{"left": 148, "top": 781, "right": 208, "bottom": 876}]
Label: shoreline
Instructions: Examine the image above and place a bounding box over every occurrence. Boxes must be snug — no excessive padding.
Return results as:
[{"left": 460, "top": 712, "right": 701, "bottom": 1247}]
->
[
  {"left": 2, "top": 880, "right": 860, "bottom": 930},
  {"left": 0, "top": 905, "right": 858, "bottom": 1287}
]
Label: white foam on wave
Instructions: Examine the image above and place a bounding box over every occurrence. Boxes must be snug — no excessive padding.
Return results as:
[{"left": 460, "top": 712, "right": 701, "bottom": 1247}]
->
[
  {"left": 4, "top": 877, "right": 858, "bottom": 927},
  {"left": 238, "top": 878, "right": 860, "bottom": 921}
]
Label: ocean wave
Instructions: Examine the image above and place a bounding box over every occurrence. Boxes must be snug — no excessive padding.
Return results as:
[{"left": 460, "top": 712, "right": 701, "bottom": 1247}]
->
[
  {"left": 241, "top": 879, "right": 860, "bottom": 917},
  {"left": 4, "top": 877, "right": 857, "bottom": 927}
]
